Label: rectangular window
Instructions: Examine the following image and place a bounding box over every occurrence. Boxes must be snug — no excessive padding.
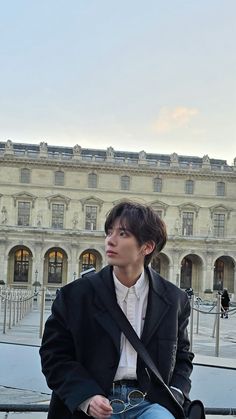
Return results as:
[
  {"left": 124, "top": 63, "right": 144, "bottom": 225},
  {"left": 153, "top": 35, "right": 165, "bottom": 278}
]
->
[
  {"left": 52, "top": 204, "right": 64, "bottom": 229},
  {"left": 182, "top": 212, "right": 194, "bottom": 236},
  {"left": 55, "top": 171, "right": 64, "bottom": 186},
  {"left": 20, "top": 168, "right": 30, "bottom": 184},
  {"left": 85, "top": 205, "right": 97, "bottom": 230},
  {"left": 18, "top": 202, "right": 30, "bottom": 226},
  {"left": 153, "top": 178, "right": 162, "bottom": 192},
  {"left": 213, "top": 213, "right": 225, "bottom": 237},
  {"left": 216, "top": 182, "right": 225, "bottom": 196},
  {"left": 185, "top": 180, "right": 194, "bottom": 194},
  {"left": 88, "top": 173, "right": 97, "bottom": 188},
  {"left": 121, "top": 176, "right": 130, "bottom": 190}
]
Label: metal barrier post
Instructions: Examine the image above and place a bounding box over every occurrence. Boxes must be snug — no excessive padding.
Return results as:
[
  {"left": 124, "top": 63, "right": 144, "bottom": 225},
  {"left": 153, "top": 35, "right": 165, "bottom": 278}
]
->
[
  {"left": 8, "top": 295, "right": 12, "bottom": 329},
  {"left": 3, "top": 297, "right": 7, "bottom": 334},
  {"left": 39, "top": 287, "right": 46, "bottom": 339},
  {"left": 196, "top": 298, "right": 200, "bottom": 334},
  {"left": 215, "top": 293, "right": 221, "bottom": 357}
]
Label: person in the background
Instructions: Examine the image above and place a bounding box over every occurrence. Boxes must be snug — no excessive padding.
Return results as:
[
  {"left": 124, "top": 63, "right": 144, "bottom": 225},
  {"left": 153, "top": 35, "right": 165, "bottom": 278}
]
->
[
  {"left": 221, "top": 289, "right": 230, "bottom": 318},
  {"left": 40, "top": 200, "right": 194, "bottom": 419}
]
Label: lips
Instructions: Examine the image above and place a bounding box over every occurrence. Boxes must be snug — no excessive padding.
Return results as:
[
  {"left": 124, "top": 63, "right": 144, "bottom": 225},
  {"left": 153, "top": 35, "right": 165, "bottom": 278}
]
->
[{"left": 106, "top": 250, "right": 117, "bottom": 256}]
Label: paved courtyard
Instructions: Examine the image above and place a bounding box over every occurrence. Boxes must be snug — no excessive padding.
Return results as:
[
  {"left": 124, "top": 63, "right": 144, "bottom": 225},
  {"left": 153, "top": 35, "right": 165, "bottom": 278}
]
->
[{"left": 0, "top": 300, "right": 235, "bottom": 418}]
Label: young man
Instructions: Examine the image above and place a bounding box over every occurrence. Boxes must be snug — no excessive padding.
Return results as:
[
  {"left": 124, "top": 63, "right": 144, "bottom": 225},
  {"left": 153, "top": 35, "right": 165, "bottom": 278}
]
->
[{"left": 40, "top": 201, "right": 194, "bottom": 419}]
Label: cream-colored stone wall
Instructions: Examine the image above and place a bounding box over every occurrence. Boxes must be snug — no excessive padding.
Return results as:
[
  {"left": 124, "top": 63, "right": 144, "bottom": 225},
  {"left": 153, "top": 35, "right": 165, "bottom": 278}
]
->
[{"left": 0, "top": 142, "right": 236, "bottom": 300}]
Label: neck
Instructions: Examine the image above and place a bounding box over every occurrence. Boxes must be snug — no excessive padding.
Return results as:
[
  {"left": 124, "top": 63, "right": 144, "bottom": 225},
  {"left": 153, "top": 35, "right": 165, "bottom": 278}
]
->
[{"left": 113, "top": 265, "right": 144, "bottom": 287}]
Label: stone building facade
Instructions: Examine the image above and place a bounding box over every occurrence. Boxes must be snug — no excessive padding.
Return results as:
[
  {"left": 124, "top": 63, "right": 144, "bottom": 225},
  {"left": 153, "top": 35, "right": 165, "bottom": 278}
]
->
[{"left": 0, "top": 140, "right": 236, "bottom": 300}]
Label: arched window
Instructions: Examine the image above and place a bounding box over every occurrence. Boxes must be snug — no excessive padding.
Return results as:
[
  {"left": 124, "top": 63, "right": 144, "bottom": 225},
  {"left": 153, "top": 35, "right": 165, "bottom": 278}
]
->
[
  {"left": 153, "top": 177, "right": 162, "bottom": 192},
  {"left": 81, "top": 252, "right": 97, "bottom": 271},
  {"left": 213, "top": 259, "right": 224, "bottom": 291},
  {"left": 14, "top": 249, "right": 30, "bottom": 282},
  {"left": 180, "top": 257, "right": 192, "bottom": 289},
  {"left": 88, "top": 173, "right": 97, "bottom": 188},
  {"left": 121, "top": 175, "right": 130, "bottom": 190},
  {"left": 48, "top": 250, "right": 64, "bottom": 284}
]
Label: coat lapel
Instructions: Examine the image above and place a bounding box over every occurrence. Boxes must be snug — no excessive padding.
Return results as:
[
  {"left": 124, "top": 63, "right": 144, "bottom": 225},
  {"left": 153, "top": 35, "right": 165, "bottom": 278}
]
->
[
  {"left": 141, "top": 267, "right": 171, "bottom": 346},
  {"left": 89, "top": 266, "right": 121, "bottom": 354}
]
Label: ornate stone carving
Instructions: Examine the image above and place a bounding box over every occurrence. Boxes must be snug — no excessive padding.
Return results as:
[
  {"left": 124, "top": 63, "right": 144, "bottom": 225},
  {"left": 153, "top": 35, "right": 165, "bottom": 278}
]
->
[
  {"left": 1, "top": 206, "right": 8, "bottom": 224},
  {"left": 170, "top": 152, "right": 178, "bottom": 163},
  {"left": 39, "top": 141, "right": 48, "bottom": 158},
  {"left": 4, "top": 140, "right": 14, "bottom": 155},
  {"left": 72, "top": 212, "right": 79, "bottom": 229},
  {"left": 106, "top": 147, "right": 114, "bottom": 158},
  {"left": 73, "top": 144, "right": 82, "bottom": 160},
  {"left": 139, "top": 150, "right": 146, "bottom": 160},
  {"left": 37, "top": 211, "right": 43, "bottom": 226}
]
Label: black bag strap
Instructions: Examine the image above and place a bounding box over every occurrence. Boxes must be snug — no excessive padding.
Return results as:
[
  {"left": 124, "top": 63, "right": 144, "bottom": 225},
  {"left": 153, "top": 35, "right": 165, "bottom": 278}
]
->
[{"left": 88, "top": 276, "right": 182, "bottom": 410}]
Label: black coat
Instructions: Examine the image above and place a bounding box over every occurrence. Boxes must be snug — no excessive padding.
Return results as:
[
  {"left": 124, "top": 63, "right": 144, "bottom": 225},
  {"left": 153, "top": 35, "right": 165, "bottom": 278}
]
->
[
  {"left": 221, "top": 291, "right": 230, "bottom": 308},
  {"left": 40, "top": 266, "right": 194, "bottom": 419}
]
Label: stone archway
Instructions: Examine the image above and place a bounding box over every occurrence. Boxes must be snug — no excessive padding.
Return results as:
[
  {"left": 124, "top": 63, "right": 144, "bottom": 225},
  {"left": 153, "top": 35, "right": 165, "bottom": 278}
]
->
[
  {"left": 8, "top": 245, "right": 33, "bottom": 286},
  {"left": 213, "top": 256, "right": 235, "bottom": 293},
  {"left": 180, "top": 254, "right": 203, "bottom": 293},
  {"left": 43, "top": 247, "right": 68, "bottom": 288},
  {"left": 79, "top": 249, "right": 103, "bottom": 274}
]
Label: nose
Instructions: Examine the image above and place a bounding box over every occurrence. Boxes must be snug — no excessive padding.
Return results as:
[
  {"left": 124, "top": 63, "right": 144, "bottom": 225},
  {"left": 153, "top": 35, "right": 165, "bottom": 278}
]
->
[{"left": 106, "top": 232, "right": 116, "bottom": 246}]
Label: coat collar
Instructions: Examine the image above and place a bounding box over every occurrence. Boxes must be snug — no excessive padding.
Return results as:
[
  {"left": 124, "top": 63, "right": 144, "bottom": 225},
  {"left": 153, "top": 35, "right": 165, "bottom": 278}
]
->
[
  {"left": 141, "top": 267, "right": 172, "bottom": 345},
  {"left": 90, "top": 265, "right": 172, "bottom": 349}
]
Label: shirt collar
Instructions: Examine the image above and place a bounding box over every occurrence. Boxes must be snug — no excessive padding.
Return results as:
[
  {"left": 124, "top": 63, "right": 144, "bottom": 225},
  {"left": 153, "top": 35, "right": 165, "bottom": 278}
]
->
[{"left": 113, "top": 270, "right": 148, "bottom": 302}]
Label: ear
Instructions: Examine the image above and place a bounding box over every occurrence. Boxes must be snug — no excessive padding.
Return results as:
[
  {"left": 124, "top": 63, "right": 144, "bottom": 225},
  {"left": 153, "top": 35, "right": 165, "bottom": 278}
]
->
[{"left": 143, "top": 240, "right": 156, "bottom": 256}]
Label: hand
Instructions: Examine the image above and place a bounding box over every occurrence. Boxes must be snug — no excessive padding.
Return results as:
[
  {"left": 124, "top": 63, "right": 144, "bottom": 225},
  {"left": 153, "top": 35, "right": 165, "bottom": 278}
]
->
[{"left": 88, "top": 395, "right": 113, "bottom": 419}]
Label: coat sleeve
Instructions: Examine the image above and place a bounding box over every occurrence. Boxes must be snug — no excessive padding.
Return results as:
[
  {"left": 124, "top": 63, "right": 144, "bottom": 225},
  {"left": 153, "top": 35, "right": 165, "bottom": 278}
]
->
[
  {"left": 169, "top": 294, "right": 194, "bottom": 399},
  {"left": 39, "top": 289, "right": 105, "bottom": 415}
]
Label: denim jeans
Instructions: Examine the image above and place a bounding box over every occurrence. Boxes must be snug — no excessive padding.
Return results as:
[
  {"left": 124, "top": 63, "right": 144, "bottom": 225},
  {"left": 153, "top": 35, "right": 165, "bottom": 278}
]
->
[{"left": 110, "top": 383, "right": 175, "bottom": 419}]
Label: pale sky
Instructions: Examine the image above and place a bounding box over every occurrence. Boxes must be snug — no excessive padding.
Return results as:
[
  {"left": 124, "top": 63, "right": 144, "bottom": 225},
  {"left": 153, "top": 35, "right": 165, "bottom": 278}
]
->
[{"left": 0, "top": 0, "right": 235, "bottom": 164}]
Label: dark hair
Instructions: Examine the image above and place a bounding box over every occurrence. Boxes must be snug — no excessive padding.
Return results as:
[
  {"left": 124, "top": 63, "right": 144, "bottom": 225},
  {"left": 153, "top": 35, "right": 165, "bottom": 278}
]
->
[{"left": 104, "top": 200, "right": 167, "bottom": 266}]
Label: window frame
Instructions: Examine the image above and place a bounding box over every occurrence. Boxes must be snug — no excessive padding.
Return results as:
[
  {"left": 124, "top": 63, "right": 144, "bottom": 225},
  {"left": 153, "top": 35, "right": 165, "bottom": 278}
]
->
[
  {"left": 185, "top": 179, "right": 194, "bottom": 195},
  {"left": 17, "top": 201, "right": 31, "bottom": 226},
  {"left": 182, "top": 211, "right": 194, "bottom": 236},
  {"left": 51, "top": 203, "right": 65, "bottom": 229},
  {"left": 88, "top": 173, "right": 98, "bottom": 188},
  {"left": 85, "top": 205, "right": 97, "bottom": 230},
  {"left": 213, "top": 213, "right": 225, "bottom": 237},
  {"left": 54, "top": 170, "right": 65, "bottom": 186},
  {"left": 120, "top": 175, "right": 130, "bottom": 191},
  {"left": 216, "top": 181, "right": 225, "bottom": 197},
  {"left": 20, "top": 168, "right": 31, "bottom": 184},
  {"left": 153, "top": 177, "right": 162, "bottom": 193}
]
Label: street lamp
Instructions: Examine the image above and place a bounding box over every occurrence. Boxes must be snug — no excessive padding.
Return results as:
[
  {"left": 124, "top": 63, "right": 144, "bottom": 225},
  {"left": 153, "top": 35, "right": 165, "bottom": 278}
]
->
[{"left": 33, "top": 269, "right": 41, "bottom": 293}]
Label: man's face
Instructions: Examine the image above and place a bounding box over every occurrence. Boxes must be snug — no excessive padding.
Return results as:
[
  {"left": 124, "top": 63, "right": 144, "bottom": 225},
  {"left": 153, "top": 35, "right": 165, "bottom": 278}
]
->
[{"left": 105, "top": 218, "right": 145, "bottom": 269}]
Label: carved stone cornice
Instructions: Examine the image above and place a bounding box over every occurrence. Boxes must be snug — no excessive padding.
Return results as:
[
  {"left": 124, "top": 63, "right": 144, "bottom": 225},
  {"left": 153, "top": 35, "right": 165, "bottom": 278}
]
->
[
  {"left": 209, "top": 204, "right": 232, "bottom": 219},
  {"left": 178, "top": 202, "right": 200, "bottom": 217},
  {"left": 12, "top": 192, "right": 37, "bottom": 208},
  {"left": 150, "top": 200, "right": 169, "bottom": 216},
  {"left": 80, "top": 196, "right": 104, "bottom": 212},
  {"left": 46, "top": 194, "right": 71, "bottom": 210}
]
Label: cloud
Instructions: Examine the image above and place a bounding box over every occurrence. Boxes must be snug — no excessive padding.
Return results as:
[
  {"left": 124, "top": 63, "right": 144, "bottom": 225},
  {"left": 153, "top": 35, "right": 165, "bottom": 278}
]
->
[{"left": 152, "top": 106, "right": 199, "bottom": 134}]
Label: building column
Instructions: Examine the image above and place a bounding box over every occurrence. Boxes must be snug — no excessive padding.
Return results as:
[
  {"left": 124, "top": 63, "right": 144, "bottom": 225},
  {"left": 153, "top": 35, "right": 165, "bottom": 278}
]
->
[{"left": 204, "top": 250, "right": 215, "bottom": 292}]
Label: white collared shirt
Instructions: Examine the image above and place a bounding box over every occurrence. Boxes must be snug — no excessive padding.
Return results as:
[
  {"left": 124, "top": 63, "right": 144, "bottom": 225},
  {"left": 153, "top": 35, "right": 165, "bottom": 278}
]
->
[
  {"left": 113, "top": 269, "right": 149, "bottom": 380},
  {"left": 79, "top": 271, "right": 149, "bottom": 414}
]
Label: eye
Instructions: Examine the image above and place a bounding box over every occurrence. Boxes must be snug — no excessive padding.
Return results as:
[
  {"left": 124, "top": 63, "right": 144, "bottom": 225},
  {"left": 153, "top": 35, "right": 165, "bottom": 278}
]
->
[
  {"left": 106, "top": 229, "right": 113, "bottom": 237},
  {"left": 119, "top": 229, "right": 128, "bottom": 237}
]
